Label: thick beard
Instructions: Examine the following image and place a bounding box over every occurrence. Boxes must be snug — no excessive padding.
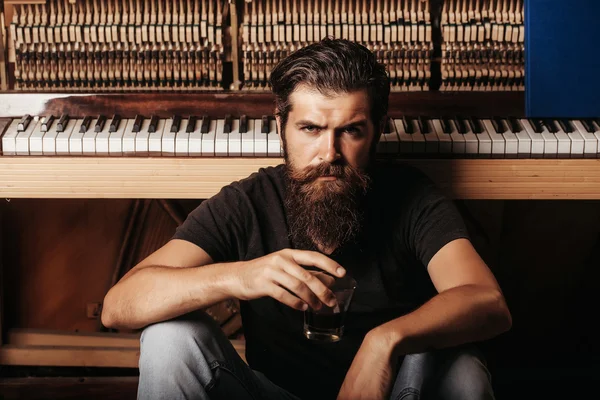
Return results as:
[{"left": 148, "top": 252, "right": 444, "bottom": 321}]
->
[{"left": 284, "top": 160, "right": 371, "bottom": 253}]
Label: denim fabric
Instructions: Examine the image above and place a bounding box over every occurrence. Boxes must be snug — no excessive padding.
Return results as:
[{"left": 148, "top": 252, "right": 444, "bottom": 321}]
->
[{"left": 137, "top": 311, "right": 494, "bottom": 400}]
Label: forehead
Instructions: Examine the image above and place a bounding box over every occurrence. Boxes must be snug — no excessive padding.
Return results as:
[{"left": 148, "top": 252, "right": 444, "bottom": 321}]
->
[{"left": 287, "top": 85, "right": 371, "bottom": 123}]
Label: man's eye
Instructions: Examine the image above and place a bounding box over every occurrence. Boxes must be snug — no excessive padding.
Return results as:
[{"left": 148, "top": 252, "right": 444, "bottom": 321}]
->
[
  {"left": 302, "top": 126, "right": 318, "bottom": 133},
  {"left": 343, "top": 127, "right": 361, "bottom": 136}
]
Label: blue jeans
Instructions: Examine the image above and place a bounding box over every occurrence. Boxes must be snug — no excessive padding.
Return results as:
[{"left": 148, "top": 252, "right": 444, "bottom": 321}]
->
[{"left": 137, "top": 311, "right": 495, "bottom": 400}]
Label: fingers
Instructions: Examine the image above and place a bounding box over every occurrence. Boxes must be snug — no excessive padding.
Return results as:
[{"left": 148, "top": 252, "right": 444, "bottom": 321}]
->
[
  {"left": 311, "top": 271, "right": 336, "bottom": 288},
  {"left": 269, "top": 284, "right": 309, "bottom": 311},
  {"left": 281, "top": 262, "right": 337, "bottom": 308},
  {"left": 269, "top": 269, "right": 323, "bottom": 310},
  {"left": 286, "top": 249, "right": 346, "bottom": 278}
]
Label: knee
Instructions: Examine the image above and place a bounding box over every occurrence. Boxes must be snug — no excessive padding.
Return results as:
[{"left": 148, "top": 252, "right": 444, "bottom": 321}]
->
[
  {"left": 139, "top": 311, "right": 222, "bottom": 370},
  {"left": 437, "top": 351, "right": 495, "bottom": 400}
]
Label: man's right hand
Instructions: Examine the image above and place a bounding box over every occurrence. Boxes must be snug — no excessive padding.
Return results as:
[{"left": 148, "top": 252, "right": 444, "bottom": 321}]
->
[{"left": 230, "top": 249, "right": 346, "bottom": 311}]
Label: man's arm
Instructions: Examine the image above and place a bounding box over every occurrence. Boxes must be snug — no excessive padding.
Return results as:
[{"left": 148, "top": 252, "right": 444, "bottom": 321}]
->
[
  {"left": 371, "top": 238, "right": 512, "bottom": 355},
  {"left": 100, "top": 239, "right": 240, "bottom": 330},
  {"left": 101, "top": 240, "right": 345, "bottom": 331}
]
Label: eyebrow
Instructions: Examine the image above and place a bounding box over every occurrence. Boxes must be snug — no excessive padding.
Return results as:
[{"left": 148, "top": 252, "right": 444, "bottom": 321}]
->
[{"left": 294, "top": 119, "right": 368, "bottom": 129}]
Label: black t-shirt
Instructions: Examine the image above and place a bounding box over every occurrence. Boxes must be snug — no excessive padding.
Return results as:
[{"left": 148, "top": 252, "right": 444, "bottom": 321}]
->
[{"left": 172, "top": 161, "right": 470, "bottom": 400}]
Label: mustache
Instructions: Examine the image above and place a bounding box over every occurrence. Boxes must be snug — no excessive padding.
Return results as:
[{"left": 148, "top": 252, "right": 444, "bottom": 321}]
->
[{"left": 287, "top": 162, "right": 352, "bottom": 184}]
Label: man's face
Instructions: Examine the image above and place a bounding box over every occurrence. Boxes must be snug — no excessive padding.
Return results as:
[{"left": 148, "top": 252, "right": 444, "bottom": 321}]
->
[
  {"left": 278, "top": 85, "right": 380, "bottom": 252},
  {"left": 277, "top": 85, "right": 379, "bottom": 176}
]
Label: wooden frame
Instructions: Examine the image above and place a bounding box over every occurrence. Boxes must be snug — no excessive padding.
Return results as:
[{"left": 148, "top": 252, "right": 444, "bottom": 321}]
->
[
  {"left": 1, "top": 157, "right": 599, "bottom": 200},
  {"left": 0, "top": 329, "right": 246, "bottom": 367}
]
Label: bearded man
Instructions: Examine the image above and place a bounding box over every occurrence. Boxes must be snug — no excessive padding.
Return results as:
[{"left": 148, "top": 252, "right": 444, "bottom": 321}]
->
[{"left": 102, "top": 38, "right": 512, "bottom": 400}]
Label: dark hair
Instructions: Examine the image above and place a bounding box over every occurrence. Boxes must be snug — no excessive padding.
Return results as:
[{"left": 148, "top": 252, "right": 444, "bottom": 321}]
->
[{"left": 268, "top": 38, "right": 390, "bottom": 134}]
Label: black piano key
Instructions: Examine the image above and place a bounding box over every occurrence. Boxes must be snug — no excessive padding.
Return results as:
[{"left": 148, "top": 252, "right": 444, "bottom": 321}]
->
[
  {"left": 57, "top": 114, "right": 69, "bottom": 132},
  {"left": 595, "top": 118, "right": 600, "bottom": 130},
  {"left": 239, "top": 115, "right": 248, "bottom": 134},
  {"left": 508, "top": 117, "right": 523, "bottom": 132},
  {"left": 492, "top": 117, "right": 506, "bottom": 133},
  {"left": 17, "top": 114, "right": 32, "bottom": 131},
  {"left": 441, "top": 117, "right": 452, "bottom": 134},
  {"left": 133, "top": 115, "right": 144, "bottom": 133},
  {"left": 558, "top": 119, "right": 574, "bottom": 133},
  {"left": 186, "top": 116, "right": 198, "bottom": 133},
  {"left": 80, "top": 116, "right": 92, "bottom": 133},
  {"left": 581, "top": 118, "right": 596, "bottom": 132},
  {"left": 95, "top": 115, "right": 107, "bottom": 132},
  {"left": 42, "top": 115, "right": 55, "bottom": 132},
  {"left": 543, "top": 119, "right": 558, "bottom": 133},
  {"left": 402, "top": 116, "right": 414, "bottom": 134},
  {"left": 418, "top": 116, "right": 431, "bottom": 133},
  {"left": 529, "top": 118, "right": 543, "bottom": 133},
  {"left": 261, "top": 115, "right": 270, "bottom": 134},
  {"left": 223, "top": 114, "right": 232, "bottom": 134},
  {"left": 468, "top": 117, "right": 484, "bottom": 134},
  {"left": 200, "top": 115, "right": 211, "bottom": 133},
  {"left": 170, "top": 115, "right": 182, "bottom": 133},
  {"left": 148, "top": 115, "right": 159, "bottom": 133},
  {"left": 109, "top": 114, "right": 122, "bottom": 132},
  {"left": 454, "top": 117, "right": 467, "bottom": 134}
]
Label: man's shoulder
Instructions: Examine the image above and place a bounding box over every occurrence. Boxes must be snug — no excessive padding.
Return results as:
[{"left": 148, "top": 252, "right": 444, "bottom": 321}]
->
[{"left": 225, "top": 163, "right": 286, "bottom": 196}]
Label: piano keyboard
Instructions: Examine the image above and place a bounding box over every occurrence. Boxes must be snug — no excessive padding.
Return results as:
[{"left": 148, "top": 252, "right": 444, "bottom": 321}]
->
[{"left": 2, "top": 115, "right": 600, "bottom": 158}]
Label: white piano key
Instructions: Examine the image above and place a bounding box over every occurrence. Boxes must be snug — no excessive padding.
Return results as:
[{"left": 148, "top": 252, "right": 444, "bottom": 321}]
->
[
  {"left": 470, "top": 122, "right": 492, "bottom": 158},
  {"left": 228, "top": 119, "right": 242, "bottom": 157},
  {"left": 2, "top": 120, "right": 20, "bottom": 155},
  {"left": 458, "top": 119, "right": 479, "bottom": 157},
  {"left": 15, "top": 118, "right": 40, "bottom": 155},
  {"left": 95, "top": 120, "right": 111, "bottom": 156},
  {"left": 410, "top": 120, "right": 427, "bottom": 154},
  {"left": 500, "top": 122, "right": 519, "bottom": 159},
  {"left": 215, "top": 119, "right": 229, "bottom": 156},
  {"left": 394, "top": 119, "right": 413, "bottom": 154},
  {"left": 446, "top": 120, "right": 466, "bottom": 155},
  {"left": 188, "top": 119, "right": 203, "bottom": 156},
  {"left": 109, "top": 119, "right": 126, "bottom": 156},
  {"left": 565, "top": 125, "right": 585, "bottom": 158},
  {"left": 175, "top": 119, "right": 190, "bottom": 156},
  {"left": 122, "top": 119, "right": 137, "bottom": 155},
  {"left": 267, "top": 119, "right": 281, "bottom": 157},
  {"left": 241, "top": 119, "right": 255, "bottom": 157},
  {"left": 519, "top": 120, "right": 543, "bottom": 158},
  {"left": 381, "top": 123, "right": 399, "bottom": 154},
  {"left": 56, "top": 118, "right": 77, "bottom": 155},
  {"left": 431, "top": 119, "right": 452, "bottom": 155},
  {"left": 481, "top": 120, "right": 506, "bottom": 158},
  {"left": 29, "top": 119, "right": 47, "bottom": 156},
  {"left": 148, "top": 119, "right": 166, "bottom": 156},
  {"left": 510, "top": 120, "right": 531, "bottom": 159},
  {"left": 83, "top": 118, "right": 99, "bottom": 155},
  {"left": 253, "top": 119, "right": 267, "bottom": 157},
  {"left": 42, "top": 121, "right": 61, "bottom": 156},
  {"left": 201, "top": 119, "right": 217, "bottom": 157},
  {"left": 572, "top": 120, "right": 599, "bottom": 158},
  {"left": 539, "top": 122, "right": 559, "bottom": 158},
  {"left": 69, "top": 119, "right": 87, "bottom": 155},
  {"left": 420, "top": 120, "right": 440, "bottom": 155},
  {"left": 135, "top": 118, "right": 153, "bottom": 156},
  {"left": 377, "top": 127, "right": 388, "bottom": 154},
  {"left": 162, "top": 119, "right": 177, "bottom": 156},
  {"left": 551, "top": 122, "right": 573, "bottom": 158}
]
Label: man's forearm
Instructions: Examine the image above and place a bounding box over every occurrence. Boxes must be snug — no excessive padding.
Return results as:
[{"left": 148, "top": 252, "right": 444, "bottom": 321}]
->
[
  {"left": 101, "top": 262, "right": 240, "bottom": 330},
  {"left": 373, "top": 284, "right": 512, "bottom": 357}
]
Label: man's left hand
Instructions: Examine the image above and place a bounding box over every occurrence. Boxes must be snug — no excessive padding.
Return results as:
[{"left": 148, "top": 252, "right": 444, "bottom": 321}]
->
[{"left": 337, "top": 329, "right": 397, "bottom": 400}]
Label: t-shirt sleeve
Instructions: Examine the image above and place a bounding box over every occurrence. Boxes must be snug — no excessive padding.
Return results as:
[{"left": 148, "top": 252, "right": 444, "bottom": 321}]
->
[
  {"left": 403, "top": 169, "right": 471, "bottom": 267},
  {"left": 171, "top": 184, "right": 252, "bottom": 263}
]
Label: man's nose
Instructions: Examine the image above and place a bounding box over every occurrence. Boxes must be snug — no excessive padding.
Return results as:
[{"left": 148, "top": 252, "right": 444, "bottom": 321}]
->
[{"left": 319, "top": 131, "right": 341, "bottom": 163}]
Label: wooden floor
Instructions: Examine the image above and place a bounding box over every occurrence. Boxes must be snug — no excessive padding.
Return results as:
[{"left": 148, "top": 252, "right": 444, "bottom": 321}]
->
[{"left": 1, "top": 369, "right": 599, "bottom": 400}]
